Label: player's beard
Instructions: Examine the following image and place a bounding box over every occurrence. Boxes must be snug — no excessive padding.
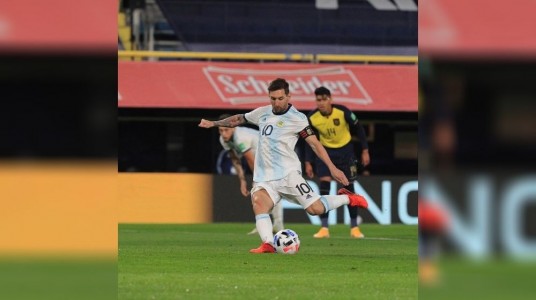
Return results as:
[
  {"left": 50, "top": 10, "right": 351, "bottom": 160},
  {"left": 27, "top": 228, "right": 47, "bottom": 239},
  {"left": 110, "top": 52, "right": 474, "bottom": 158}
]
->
[{"left": 274, "top": 104, "right": 287, "bottom": 113}]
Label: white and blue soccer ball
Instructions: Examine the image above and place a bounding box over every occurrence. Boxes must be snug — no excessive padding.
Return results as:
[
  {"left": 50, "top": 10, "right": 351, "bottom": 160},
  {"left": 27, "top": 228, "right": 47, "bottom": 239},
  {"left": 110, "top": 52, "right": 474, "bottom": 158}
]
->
[{"left": 273, "top": 229, "right": 300, "bottom": 254}]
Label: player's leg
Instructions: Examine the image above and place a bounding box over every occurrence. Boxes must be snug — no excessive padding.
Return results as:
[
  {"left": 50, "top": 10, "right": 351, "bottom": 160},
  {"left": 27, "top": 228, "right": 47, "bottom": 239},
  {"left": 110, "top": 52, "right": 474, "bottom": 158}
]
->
[
  {"left": 249, "top": 183, "right": 278, "bottom": 253},
  {"left": 306, "top": 193, "right": 359, "bottom": 216},
  {"left": 247, "top": 192, "right": 258, "bottom": 235},
  {"left": 282, "top": 171, "right": 362, "bottom": 216},
  {"left": 252, "top": 189, "right": 274, "bottom": 243},
  {"left": 345, "top": 184, "right": 364, "bottom": 238},
  {"left": 271, "top": 201, "right": 284, "bottom": 233},
  {"left": 305, "top": 188, "right": 367, "bottom": 216},
  {"left": 312, "top": 156, "right": 333, "bottom": 238},
  {"left": 313, "top": 179, "right": 332, "bottom": 238},
  {"left": 341, "top": 147, "right": 365, "bottom": 238},
  {"left": 419, "top": 200, "right": 449, "bottom": 284}
]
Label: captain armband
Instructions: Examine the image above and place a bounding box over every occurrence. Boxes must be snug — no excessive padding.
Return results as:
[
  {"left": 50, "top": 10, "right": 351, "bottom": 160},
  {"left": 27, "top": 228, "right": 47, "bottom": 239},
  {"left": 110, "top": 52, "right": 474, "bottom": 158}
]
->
[{"left": 298, "top": 126, "right": 315, "bottom": 139}]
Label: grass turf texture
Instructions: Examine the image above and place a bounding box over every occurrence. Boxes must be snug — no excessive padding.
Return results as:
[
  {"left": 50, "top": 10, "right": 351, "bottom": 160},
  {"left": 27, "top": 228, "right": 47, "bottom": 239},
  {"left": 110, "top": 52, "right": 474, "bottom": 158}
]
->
[
  {"left": 119, "top": 223, "right": 417, "bottom": 299},
  {"left": 0, "top": 258, "right": 116, "bottom": 300},
  {"left": 419, "top": 257, "right": 536, "bottom": 300}
]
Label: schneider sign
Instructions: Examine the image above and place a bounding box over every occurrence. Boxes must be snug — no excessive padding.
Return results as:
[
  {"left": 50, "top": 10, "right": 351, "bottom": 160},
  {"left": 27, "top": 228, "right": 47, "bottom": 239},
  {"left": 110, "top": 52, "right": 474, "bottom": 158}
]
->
[{"left": 203, "top": 66, "right": 373, "bottom": 105}]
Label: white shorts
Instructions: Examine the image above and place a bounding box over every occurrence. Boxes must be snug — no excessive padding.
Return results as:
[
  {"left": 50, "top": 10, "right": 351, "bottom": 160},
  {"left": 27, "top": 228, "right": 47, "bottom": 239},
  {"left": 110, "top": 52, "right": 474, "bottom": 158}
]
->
[{"left": 251, "top": 170, "right": 321, "bottom": 209}]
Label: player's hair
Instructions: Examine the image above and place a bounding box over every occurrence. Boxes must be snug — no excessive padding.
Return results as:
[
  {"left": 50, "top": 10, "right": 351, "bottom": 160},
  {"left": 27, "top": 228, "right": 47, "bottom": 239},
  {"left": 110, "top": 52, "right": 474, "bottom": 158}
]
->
[
  {"left": 268, "top": 78, "right": 290, "bottom": 95},
  {"left": 314, "top": 86, "right": 331, "bottom": 97}
]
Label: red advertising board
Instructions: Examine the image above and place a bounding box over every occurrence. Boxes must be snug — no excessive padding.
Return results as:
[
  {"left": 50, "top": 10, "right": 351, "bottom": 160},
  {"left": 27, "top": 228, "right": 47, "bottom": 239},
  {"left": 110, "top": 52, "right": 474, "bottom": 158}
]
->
[
  {"left": 118, "top": 61, "right": 417, "bottom": 112},
  {"left": 420, "top": 0, "right": 536, "bottom": 58},
  {"left": 0, "top": 0, "right": 116, "bottom": 52}
]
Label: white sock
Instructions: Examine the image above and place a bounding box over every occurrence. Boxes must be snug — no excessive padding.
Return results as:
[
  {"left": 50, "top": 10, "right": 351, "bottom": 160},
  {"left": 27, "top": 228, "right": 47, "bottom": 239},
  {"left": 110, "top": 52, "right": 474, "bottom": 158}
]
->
[
  {"left": 320, "top": 195, "right": 349, "bottom": 212},
  {"left": 271, "top": 202, "right": 284, "bottom": 232},
  {"left": 255, "top": 214, "right": 273, "bottom": 244}
]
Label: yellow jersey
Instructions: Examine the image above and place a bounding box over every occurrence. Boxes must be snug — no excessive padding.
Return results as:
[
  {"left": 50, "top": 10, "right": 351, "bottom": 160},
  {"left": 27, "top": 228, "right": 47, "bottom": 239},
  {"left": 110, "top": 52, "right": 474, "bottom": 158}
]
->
[{"left": 307, "top": 104, "right": 358, "bottom": 148}]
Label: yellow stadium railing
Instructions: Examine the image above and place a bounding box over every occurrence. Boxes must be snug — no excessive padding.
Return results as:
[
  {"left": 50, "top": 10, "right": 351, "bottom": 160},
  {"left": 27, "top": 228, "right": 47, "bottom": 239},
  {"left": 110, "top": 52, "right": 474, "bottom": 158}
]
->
[
  {"left": 118, "top": 50, "right": 417, "bottom": 64},
  {"left": 118, "top": 50, "right": 314, "bottom": 61},
  {"left": 316, "top": 54, "right": 418, "bottom": 63}
]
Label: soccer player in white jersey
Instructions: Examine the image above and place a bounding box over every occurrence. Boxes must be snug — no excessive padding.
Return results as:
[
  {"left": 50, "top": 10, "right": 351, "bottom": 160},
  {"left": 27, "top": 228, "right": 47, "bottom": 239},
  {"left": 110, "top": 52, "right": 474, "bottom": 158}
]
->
[
  {"left": 199, "top": 78, "right": 368, "bottom": 253},
  {"left": 217, "top": 114, "right": 284, "bottom": 234}
]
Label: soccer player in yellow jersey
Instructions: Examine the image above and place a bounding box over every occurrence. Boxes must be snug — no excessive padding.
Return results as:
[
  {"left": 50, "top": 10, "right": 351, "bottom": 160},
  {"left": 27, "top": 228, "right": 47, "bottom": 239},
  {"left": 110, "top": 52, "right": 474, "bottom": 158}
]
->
[{"left": 305, "top": 86, "right": 370, "bottom": 239}]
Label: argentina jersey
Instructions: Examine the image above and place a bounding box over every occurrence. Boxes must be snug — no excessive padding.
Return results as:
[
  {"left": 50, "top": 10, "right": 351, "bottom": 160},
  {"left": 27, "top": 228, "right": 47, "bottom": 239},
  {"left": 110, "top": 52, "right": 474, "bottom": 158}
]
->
[
  {"left": 245, "top": 105, "right": 309, "bottom": 182},
  {"left": 219, "top": 126, "right": 259, "bottom": 157}
]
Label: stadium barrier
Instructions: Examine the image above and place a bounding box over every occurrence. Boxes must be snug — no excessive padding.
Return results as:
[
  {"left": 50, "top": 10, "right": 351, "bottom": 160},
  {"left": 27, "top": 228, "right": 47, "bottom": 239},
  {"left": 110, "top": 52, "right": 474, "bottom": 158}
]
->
[
  {"left": 118, "top": 173, "right": 213, "bottom": 223},
  {"left": 118, "top": 173, "right": 417, "bottom": 224},
  {"left": 117, "top": 50, "right": 418, "bottom": 64},
  {"left": 213, "top": 175, "right": 418, "bottom": 225},
  {"left": 0, "top": 162, "right": 116, "bottom": 256}
]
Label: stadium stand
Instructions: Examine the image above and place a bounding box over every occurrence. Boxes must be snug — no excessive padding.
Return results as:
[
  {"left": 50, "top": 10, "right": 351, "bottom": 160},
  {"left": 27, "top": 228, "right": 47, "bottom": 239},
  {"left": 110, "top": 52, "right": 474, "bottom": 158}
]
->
[{"left": 119, "top": 0, "right": 416, "bottom": 55}]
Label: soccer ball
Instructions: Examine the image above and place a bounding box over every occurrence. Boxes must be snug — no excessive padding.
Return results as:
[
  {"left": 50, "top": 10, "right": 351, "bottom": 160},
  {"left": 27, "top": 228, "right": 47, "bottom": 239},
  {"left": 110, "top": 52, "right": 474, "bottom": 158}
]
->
[{"left": 273, "top": 229, "right": 300, "bottom": 254}]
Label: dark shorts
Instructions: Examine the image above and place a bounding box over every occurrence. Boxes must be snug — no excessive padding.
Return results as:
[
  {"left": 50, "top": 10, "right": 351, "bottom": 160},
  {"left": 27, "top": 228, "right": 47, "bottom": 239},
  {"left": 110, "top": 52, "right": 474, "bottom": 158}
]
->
[{"left": 315, "top": 143, "right": 355, "bottom": 178}]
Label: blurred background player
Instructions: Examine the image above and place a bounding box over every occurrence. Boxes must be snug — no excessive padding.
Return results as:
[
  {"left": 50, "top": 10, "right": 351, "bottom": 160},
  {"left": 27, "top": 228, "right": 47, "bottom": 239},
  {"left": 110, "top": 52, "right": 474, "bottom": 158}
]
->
[
  {"left": 418, "top": 199, "right": 449, "bottom": 285},
  {"left": 217, "top": 114, "right": 284, "bottom": 234},
  {"left": 305, "top": 86, "right": 370, "bottom": 239},
  {"left": 199, "top": 78, "right": 368, "bottom": 253}
]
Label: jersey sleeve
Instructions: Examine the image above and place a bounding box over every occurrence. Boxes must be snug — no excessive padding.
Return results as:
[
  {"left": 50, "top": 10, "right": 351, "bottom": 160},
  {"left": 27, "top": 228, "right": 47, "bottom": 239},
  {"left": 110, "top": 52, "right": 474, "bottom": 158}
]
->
[
  {"left": 303, "top": 112, "right": 317, "bottom": 162},
  {"left": 244, "top": 106, "right": 265, "bottom": 126},
  {"left": 234, "top": 131, "right": 253, "bottom": 154},
  {"left": 306, "top": 111, "right": 320, "bottom": 136},
  {"left": 341, "top": 105, "right": 369, "bottom": 150},
  {"left": 341, "top": 105, "right": 359, "bottom": 126},
  {"left": 298, "top": 125, "right": 315, "bottom": 139},
  {"left": 294, "top": 111, "right": 311, "bottom": 135}
]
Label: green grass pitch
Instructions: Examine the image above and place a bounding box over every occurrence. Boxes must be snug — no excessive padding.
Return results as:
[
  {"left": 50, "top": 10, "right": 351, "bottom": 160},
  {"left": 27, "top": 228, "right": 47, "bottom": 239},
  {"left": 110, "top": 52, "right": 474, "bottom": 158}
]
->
[{"left": 119, "top": 223, "right": 417, "bottom": 299}]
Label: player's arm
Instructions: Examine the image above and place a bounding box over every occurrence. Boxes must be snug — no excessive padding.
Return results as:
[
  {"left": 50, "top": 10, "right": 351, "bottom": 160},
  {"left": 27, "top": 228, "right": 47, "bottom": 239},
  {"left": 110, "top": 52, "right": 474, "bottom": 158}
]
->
[
  {"left": 300, "top": 126, "right": 349, "bottom": 186},
  {"left": 304, "top": 117, "right": 319, "bottom": 178},
  {"left": 228, "top": 150, "right": 250, "bottom": 197},
  {"left": 345, "top": 108, "right": 370, "bottom": 166},
  {"left": 199, "top": 114, "right": 247, "bottom": 128},
  {"left": 355, "top": 122, "right": 370, "bottom": 166},
  {"left": 242, "top": 149, "right": 255, "bottom": 172},
  {"left": 304, "top": 159, "right": 315, "bottom": 179}
]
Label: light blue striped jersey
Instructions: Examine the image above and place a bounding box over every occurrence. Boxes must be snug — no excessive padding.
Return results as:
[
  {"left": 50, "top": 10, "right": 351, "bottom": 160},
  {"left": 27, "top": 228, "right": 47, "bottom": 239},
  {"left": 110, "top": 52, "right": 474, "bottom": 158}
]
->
[
  {"left": 219, "top": 126, "right": 259, "bottom": 158},
  {"left": 245, "top": 104, "right": 308, "bottom": 182}
]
